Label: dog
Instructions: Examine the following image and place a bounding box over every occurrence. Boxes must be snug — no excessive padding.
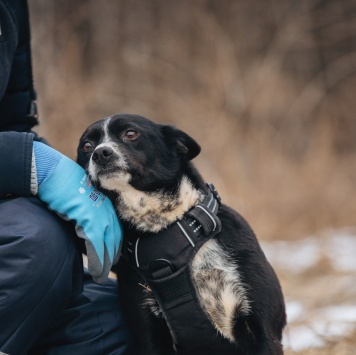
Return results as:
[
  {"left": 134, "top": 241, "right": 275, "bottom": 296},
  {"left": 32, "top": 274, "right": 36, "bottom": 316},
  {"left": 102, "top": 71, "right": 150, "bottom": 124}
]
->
[{"left": 77, "top": 113, "right": 286, "bottom": 355}]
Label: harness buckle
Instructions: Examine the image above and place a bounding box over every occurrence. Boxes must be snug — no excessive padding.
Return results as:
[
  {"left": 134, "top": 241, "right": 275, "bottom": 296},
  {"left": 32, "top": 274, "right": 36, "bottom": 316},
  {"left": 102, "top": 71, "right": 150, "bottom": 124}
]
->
[
  {"left": 149, "top": 259, "right": 175, "bottom": 279},
  {"left": 187, "top": 205, "right": 221, "bottom": 236}
]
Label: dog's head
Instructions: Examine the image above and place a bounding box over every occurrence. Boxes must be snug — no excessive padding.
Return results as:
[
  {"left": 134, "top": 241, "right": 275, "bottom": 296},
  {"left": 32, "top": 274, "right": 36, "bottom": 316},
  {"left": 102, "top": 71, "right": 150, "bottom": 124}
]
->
[{"left": 77, "top": 114, "right": 201, "bottom": 193}]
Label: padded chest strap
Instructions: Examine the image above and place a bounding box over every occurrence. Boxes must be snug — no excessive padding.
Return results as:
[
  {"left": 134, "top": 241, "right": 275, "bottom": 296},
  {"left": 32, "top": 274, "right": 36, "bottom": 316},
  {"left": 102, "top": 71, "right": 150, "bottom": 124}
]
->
[
  {"left": 124, "top": 184, "right": 236, "bottom": 350},
  {"left": 125, "top": 183, "right": 222, "bottom": 277}
]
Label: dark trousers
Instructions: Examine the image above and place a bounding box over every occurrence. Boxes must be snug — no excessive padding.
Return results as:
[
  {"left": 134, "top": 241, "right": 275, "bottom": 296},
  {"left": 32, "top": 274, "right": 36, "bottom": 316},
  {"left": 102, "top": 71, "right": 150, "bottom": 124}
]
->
[{"left": 0, "top": 197, "right": 134, "bottom": 355}]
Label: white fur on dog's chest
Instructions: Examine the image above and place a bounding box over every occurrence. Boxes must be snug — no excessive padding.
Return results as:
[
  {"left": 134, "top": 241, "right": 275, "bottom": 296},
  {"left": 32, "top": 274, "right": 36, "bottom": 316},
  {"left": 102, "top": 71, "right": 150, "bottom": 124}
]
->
[{"left": 103, "top": 175, "right": 202, "bottom": 233}]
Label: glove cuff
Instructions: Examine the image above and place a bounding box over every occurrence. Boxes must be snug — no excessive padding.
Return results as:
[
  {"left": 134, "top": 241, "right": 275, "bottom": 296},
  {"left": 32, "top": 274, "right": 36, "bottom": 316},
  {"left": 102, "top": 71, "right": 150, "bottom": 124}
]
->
[
  {"left": 33, "top": 141, "right": 62, "bottom": 186},
  {"left": 31, "top": 149, "right": 38, "bottom": 195}
]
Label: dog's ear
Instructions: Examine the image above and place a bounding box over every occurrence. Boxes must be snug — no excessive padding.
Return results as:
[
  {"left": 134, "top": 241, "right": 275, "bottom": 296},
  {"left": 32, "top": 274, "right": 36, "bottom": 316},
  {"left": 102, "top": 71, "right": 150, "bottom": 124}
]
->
[{"left": 161, "top": 125, "right": 201, "bottom": 161}]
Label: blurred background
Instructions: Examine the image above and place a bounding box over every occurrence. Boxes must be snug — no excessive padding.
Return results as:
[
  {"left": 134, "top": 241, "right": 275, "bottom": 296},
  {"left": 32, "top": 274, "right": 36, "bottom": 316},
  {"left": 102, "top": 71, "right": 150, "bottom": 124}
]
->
[{"left": 29, "top": 0, "right": 355, "bottom": 353}]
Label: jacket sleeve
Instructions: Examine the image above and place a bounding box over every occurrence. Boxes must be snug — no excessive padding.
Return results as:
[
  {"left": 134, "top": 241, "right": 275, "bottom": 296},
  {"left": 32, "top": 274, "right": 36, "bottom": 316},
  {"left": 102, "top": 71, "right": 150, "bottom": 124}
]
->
[
  {"left": 0, "top": 0, "right": 38, "bottom": 131},
  {"left": 0, "top": 0, "right": 18, "bottom": 99},
  {"left": 0, "top": 131, "right": 34, "bottom": 197},
  {"left": 0, "top": 1, "right": 38, "bottom": 198}
]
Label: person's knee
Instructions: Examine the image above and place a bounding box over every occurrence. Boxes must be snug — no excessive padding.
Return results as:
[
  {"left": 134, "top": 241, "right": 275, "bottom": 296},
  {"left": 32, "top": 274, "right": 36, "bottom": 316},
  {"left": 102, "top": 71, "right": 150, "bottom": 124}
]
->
[
  {"left": 0, "top": 197, "right": 81, "bottom": 296},
  {"left": 0, "top": 197, "right": 83, "bottom": 354}
]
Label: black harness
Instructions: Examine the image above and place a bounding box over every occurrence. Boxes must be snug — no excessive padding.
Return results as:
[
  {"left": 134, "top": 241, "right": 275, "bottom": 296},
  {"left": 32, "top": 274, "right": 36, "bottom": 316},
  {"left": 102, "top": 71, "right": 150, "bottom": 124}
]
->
[{"left": 123, "top": 184, "right": 237, "bottom": 351}]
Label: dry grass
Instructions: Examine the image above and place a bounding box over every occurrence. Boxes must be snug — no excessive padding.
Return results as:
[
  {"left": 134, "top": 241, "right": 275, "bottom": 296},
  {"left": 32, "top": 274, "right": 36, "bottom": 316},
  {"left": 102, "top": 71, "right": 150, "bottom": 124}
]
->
[
  {"left": 29, "top": 0, "right": 356, "bottom": 240},
  {"left": 28, "top": 1, "right": 356, "bottom": 352}
]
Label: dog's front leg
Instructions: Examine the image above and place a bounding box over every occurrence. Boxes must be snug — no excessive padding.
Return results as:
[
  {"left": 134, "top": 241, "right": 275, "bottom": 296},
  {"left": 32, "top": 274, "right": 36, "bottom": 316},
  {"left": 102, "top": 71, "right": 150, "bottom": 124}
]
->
[
  {"left": 137, "top": 310, "right": 176, "bottom": 355},
  {"left": 117, "top": 260, "right": 176, "bottom": 355}
]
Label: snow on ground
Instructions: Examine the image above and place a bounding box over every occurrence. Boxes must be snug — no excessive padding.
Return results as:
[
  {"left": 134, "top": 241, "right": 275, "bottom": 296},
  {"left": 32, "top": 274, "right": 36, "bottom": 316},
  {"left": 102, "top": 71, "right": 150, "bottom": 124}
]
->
[
  {"left": 283, "top": 302, "right": 356, "bottom": 351},
  {"left": 261, "top": 228, "right": 356, "bottom": 352},
  {"left": 262, "top": 228, "right": 356, "bottom": 274}
]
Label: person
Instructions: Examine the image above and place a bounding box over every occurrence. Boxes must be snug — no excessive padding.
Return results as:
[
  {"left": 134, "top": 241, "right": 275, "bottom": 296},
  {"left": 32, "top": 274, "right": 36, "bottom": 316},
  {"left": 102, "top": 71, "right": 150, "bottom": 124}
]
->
[{"left": 0, "top": 1, "right": 135, "bottom": 354}]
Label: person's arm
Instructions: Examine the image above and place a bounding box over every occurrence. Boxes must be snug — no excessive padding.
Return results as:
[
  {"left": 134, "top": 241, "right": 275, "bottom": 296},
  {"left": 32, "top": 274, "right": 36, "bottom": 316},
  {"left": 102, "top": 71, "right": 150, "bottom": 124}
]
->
[
  {"left": 0, "top": 131, "right": 33, "bottom": 197},
  {"left": 0, "top": 0, "right": 38, "bottom": 131},
  {"left": 0, "top": 0, "right": 18, "bottom": 100},
  {"left": 0, "top": 132, "right": 123, "bottom": 283},
  {"left": 0, "top": 3, "right": 32, "bottom": 195}
]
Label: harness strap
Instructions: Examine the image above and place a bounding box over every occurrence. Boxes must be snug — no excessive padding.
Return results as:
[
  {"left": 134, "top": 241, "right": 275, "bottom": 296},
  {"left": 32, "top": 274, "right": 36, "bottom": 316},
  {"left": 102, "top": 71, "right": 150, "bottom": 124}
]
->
[{"left": 123, "top": 183, "right": 235, "bottom": 350}]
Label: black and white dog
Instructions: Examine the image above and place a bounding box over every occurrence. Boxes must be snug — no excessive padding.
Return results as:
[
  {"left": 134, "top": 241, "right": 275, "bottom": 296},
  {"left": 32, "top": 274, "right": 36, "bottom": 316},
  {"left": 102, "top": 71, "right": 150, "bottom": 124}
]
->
[{"left": 77, "top": 113, "right": 286, "bottom": 355}]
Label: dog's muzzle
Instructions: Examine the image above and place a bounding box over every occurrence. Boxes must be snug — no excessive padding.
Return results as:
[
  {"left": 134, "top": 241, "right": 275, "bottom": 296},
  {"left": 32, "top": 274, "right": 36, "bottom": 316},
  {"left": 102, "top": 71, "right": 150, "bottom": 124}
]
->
[
  {"left": 92, "top": 146, "right": 114, "bottom": 166},
  {"left": 88, "top": 144, "right": 129, "bottom": 183}
]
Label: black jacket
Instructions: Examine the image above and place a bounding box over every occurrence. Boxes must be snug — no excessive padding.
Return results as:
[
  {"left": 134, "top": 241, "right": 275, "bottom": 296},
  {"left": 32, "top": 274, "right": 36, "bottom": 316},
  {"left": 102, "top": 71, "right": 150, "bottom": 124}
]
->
[
  {"left": 0, "top": 0, "right": 38, "bottom": 198},
  {"left": 0, "top": 0, "right": 38, "bottom": 131}
]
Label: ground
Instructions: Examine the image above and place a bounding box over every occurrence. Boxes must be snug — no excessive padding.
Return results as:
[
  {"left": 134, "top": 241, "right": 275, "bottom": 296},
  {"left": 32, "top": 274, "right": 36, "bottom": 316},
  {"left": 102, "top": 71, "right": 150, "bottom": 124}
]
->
[{"left": 262, "top": 228, "right": 356, "bottom": 354}]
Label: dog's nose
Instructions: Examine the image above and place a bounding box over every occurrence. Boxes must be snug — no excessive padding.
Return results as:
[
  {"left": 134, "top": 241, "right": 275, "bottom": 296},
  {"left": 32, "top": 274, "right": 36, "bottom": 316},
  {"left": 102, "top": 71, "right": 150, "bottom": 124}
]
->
[{"left": 92, "top": 146, "right": 114, "bottom": 166}]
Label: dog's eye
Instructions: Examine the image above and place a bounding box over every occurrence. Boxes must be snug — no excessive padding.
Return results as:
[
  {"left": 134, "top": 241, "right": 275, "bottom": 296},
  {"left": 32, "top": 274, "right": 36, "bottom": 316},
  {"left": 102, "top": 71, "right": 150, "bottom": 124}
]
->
[
  {"left": 125, "top": 130, "right": 139, "bottom": 140},
  {"left": 82, "top": 142, "right": 94, "bottom": 152}
]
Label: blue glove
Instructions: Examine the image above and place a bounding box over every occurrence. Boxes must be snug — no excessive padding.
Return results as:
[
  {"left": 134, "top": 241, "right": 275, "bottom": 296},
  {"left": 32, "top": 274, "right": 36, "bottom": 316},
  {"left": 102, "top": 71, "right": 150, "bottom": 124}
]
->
[{"left": 33, "top": 141, "right": 122, "bottom": 283}]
